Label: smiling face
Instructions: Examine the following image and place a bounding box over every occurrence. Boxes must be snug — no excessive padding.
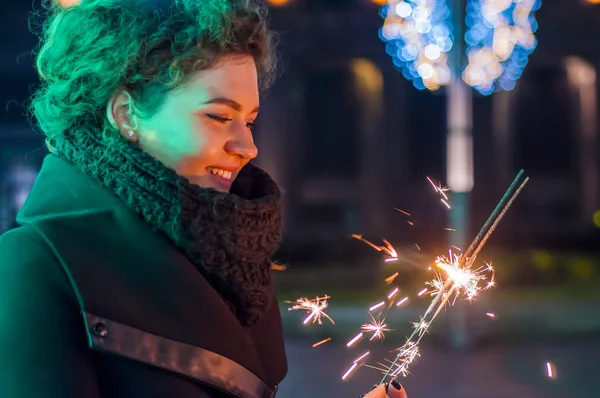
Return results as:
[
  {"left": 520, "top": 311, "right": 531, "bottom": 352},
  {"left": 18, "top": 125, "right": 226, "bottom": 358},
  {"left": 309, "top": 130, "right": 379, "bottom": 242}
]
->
[{"left": 108, "top": 56, "right": 260, "bottom": 192}]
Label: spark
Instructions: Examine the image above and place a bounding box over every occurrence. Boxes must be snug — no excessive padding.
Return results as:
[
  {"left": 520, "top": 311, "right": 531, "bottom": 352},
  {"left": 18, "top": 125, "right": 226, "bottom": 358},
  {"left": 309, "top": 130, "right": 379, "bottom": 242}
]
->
[
  {"left": 385, "top": 272, "right": 399, "bottom": 284},
  {"left": 341, "top": 362, "right": 358, "bottom": 380},
  {"left": 426, "top": 176, "right": 450, "bottom": 200},
  {"left": 312, "top": 338, "right": 332, "bottom": 348},
  {"left": 362, "top": 314, "right": 392, "bottom": 341},
  {"left": 431, "top": 253, "right": 495, "bottom": 301},
  {"left": 354, "top": 351, "right": 371, "bottom": 363},
  {"left": 412, "top": 317, "right": 430, "bottom": 337},
  {"left": 387, "top": 287, "right": 399, "bottom": 299},
  {"left": 407, "top": 221, "right": 415, "bottom": 226},
  {"left": 270, "top": 262, "right": 288, "bottom": 271},
  {"left": 441, "top": 198, "right": 451, "bottom": 209},
  {"left": 351, "top": 234, "right": 398, "bottom": 259},
  {"left": 287, "top": 296, "right": 335, "bottom": 325},
  {"left": 347, "top": 332, "right": 363, "bottom": 347},
  {"left": 444, "top": 227, "right": 456, "bottom": 231},
  {"left": 369, "top": 301, "right": 385, "bottom": 312},
  {"left": 486, "top": 312, "right": 495, "bottom": 318},
  {"left": 390, "top": 342, "right": 420, "bottom": 378},
  {"left": 546, "top": 362, "right": 557, "bottom": 379},
  {"left": 396, "top": 296, "right": 409, "bottom": 307},
  {"left": 451, "top": 245, "right": 462, "bottom": 251},
  {"left": 414, "top": 243, "right": 421, "bottom": 251},
  {"left": 417, "top": 288, "right": 428, "bottom": 296},
  {"left": 394, "top": 208, "right": 411, "bottom": 216}
]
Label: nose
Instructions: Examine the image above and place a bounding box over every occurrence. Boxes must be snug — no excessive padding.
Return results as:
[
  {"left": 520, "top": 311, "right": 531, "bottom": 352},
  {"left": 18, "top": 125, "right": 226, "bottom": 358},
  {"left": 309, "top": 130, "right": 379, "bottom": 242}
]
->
[{"left": 225, "top": 125, "right": 258, "bottom": 160}]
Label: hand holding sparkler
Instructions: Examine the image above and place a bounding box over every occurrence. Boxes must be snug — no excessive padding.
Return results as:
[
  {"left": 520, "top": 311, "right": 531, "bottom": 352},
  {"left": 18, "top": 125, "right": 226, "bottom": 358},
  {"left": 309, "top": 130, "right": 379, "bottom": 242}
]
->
[{"left": 360, "top": 379, "right": 407, "bottom": 398}]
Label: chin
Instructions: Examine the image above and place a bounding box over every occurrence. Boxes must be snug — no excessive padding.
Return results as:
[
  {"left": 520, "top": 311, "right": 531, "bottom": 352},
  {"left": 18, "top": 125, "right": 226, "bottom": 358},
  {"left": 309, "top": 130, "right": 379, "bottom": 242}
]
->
[{"left": 187, "top": 175, "right": 232, "bottom": 192}]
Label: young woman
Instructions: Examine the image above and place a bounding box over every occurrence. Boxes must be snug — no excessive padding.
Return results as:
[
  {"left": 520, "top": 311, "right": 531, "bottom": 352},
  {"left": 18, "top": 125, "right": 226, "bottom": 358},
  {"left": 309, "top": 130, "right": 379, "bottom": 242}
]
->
[{"left": 0, "top": 1, "right": 406, "bottom": 397}]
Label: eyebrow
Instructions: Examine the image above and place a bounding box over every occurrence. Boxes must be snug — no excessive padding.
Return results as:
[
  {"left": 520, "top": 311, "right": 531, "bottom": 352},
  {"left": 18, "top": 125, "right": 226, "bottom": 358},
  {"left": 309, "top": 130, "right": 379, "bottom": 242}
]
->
[{"left": 202, "top": 97, "right": 260, "bottom": 113}]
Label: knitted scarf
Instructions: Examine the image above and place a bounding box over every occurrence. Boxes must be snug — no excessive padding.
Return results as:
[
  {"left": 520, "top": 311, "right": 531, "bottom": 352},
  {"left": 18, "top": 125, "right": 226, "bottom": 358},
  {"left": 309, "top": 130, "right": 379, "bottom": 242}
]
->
[{"left": 53, "top": 128, "right": 282, "bottom": 327}]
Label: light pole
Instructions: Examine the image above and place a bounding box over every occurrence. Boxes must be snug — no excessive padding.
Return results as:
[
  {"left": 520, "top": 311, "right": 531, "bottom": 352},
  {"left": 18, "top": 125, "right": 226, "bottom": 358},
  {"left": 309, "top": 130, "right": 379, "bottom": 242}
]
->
[
  {"left": 379, "top": 0, "right": 541, "bottom": 347},
  {"left": 446, "top": 0, "right": 473, "bottom": 348}
]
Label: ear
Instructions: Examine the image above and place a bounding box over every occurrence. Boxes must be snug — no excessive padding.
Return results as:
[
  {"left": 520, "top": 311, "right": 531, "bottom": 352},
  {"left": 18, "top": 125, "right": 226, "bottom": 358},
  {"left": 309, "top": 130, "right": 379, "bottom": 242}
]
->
[{"left": 106, "top": 90, "right": 140, "bottom": 139}]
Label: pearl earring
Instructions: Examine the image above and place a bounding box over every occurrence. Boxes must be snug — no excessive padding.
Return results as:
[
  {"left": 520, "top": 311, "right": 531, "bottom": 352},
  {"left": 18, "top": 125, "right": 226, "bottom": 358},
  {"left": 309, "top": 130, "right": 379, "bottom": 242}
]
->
[{"left": 127, "top": 130, "right": 135, "bottom": 137}]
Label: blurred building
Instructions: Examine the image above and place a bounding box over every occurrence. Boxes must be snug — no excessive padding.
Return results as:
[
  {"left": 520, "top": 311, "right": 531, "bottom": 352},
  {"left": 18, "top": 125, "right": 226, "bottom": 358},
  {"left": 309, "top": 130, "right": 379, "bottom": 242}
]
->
[{"left": 1, "top": 0, "right": 599, "bottom": 250}]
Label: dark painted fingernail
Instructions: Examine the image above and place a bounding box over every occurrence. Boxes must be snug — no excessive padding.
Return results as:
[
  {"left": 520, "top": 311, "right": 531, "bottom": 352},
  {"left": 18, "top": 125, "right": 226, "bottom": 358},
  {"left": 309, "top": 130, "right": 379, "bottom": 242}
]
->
[
  {"left": 384, "top": 383, "right": 389, "bottom": 393},
  {"left": 372, "top": 384, "right": 378, "bottom": 390},
  {"left": 390, "top": 378, "right": 402, "bottom": 391}
]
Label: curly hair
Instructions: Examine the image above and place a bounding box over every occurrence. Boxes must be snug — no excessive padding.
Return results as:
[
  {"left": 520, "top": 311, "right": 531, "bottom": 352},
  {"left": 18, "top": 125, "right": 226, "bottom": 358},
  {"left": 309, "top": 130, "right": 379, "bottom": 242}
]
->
[{"left": 30, "top": 0, "right": 277, "bottom": 146}]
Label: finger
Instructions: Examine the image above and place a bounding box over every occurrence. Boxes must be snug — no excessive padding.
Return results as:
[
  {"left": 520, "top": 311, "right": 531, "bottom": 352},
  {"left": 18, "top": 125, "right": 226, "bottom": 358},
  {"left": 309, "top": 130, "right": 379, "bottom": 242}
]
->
[
  {"left": 387, "top": 378, "right": 408, "bottom": 398},
  {"left": 361, "top": 384, "right": 387, "bottom": 398}
]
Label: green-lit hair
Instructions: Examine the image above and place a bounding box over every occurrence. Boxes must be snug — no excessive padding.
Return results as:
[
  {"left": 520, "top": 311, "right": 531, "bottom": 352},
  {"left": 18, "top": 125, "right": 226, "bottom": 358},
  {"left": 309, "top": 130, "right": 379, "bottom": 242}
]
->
[{"left": 30, "top": 0, "right": 277, "bottom": 147}]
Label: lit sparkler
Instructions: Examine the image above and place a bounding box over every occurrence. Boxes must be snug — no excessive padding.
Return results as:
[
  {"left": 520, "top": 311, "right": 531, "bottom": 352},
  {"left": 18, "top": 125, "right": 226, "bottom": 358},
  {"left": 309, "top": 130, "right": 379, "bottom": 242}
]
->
[
  {"left": 375, "top": 170, "right": 529, "bottom": 381},
  {"left": 287, "top": 296, "right": 335, "bottom": 325}
]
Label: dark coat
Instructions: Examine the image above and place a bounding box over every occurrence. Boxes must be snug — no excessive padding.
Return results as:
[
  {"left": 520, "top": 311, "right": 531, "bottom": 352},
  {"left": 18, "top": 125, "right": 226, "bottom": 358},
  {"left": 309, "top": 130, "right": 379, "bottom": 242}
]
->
[{"left": 0, "top": 155, "right": 288, "bottom": 398}]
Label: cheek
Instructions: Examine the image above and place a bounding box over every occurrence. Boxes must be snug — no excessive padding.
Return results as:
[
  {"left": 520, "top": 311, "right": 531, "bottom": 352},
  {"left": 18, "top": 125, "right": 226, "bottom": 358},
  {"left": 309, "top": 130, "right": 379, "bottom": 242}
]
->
[{"left": 181, "top": 119, "right": 227, "bottom": 166}]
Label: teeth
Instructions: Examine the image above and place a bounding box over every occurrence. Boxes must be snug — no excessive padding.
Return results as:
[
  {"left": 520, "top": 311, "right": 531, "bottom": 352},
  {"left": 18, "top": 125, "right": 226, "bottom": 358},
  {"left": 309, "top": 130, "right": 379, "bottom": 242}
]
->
[{"left": 207, "top": 167, "right": 232, "bottom": 180}]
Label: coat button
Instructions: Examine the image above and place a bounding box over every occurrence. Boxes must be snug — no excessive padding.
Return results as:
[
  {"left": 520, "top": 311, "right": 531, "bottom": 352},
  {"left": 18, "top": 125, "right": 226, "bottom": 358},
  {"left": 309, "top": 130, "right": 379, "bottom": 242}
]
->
[{"left": 91, "top": 322, "right": 108, "bottom": 337}]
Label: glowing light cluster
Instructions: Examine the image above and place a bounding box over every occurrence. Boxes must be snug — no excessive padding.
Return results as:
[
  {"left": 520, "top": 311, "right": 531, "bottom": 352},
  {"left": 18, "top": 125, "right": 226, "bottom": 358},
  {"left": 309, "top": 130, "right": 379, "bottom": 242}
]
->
[
  {"left": 379, "top": 0, "right": 454, "bottom": 91},
  {"left": 463, "top": 0, "right": 541, "bottom": 94}
]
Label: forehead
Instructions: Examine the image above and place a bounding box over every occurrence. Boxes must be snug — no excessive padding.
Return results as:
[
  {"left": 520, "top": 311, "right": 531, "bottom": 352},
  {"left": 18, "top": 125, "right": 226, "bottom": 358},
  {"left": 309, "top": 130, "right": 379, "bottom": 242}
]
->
[{"left": 181, "top": 56, "right": 259, "bottom": 104}]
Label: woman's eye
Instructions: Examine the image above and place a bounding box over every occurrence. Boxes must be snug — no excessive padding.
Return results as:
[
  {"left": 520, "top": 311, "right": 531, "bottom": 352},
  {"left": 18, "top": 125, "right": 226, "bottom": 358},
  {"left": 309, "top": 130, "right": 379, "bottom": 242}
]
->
[
  {"left": 206, "top": 114, "right": 232, "bottom": 123},
  {"left": 245, "top": 121, "right": 256, "bottom": 130}
]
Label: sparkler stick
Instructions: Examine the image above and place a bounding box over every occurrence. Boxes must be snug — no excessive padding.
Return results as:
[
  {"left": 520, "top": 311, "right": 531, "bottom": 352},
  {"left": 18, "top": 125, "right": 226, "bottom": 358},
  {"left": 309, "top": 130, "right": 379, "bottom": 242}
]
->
[{"left": 377, "top": 171, "right": 529, "bottom": 383}]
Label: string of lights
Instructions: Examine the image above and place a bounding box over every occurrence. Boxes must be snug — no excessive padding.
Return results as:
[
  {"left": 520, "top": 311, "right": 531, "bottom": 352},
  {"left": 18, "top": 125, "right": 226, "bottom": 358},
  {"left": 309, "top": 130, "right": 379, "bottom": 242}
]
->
[
  {"left": 377, "top": 0, "right": 541, "bottom": 94},
  {"left": 463, "top": 0, "right": 541, "bottom": 94},
  {"left": 379, "top": 0, "right": 454, "bottom": 91}
]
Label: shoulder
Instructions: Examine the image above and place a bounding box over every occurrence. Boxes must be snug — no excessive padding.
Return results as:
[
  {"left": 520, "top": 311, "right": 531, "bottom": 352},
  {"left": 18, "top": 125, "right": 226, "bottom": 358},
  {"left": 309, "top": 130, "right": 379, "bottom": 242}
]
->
[
  {"left": 0, "top": 225, "right": 60, "bottom": 272},
  {"left": 0, "top": 224, "right": 76, "bottom": 306}
]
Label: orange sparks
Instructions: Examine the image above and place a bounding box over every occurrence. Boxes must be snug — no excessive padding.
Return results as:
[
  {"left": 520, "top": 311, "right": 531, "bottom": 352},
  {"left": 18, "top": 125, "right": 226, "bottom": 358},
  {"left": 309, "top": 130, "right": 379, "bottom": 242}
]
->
[
  {"left": 369, "top": 301, "right": 385, "bottom": 312},
  {"left": 444, "top": 227, "right": 456, "bottom": 231},
  {"left": 270, "top": 263, "right": 288, "bottom": 271},
  {"left": 347, "top": 332, "right": 363, "bottom": 347},
  {"left": 451, "top": 245, "right": 462, "bottom": 251},
  {"left": 387, "top": 287, "right": 399, "bottom": 299},
  {"left": 407, "top": 221, "right": 415, "bottom": 226},
  {"left": 394, "top": 208, "right": 411, "bottom": 216},
  {"left": 385, "top": 272, "right": 399, "bottom": 284},
  {"left": 417, "top": 288, "right": 428, "bottom": 296},
  {"left": 312, "top": 338, "right": 331, "bottom": 348},
  {"left": 414, "top": 243, "right": 421, "bottom": 251},
  {"left": 351, "top": 234, "right": 398, "bottom": 259},
  {"left": 396, "top": 296, "right": 409, "bottom": 307},
  {"left": 486, "top": 312, "right": 495, "bottom": 318},
  {"left": 341, "top": 362, "right": 358, "bottom": 380}
]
